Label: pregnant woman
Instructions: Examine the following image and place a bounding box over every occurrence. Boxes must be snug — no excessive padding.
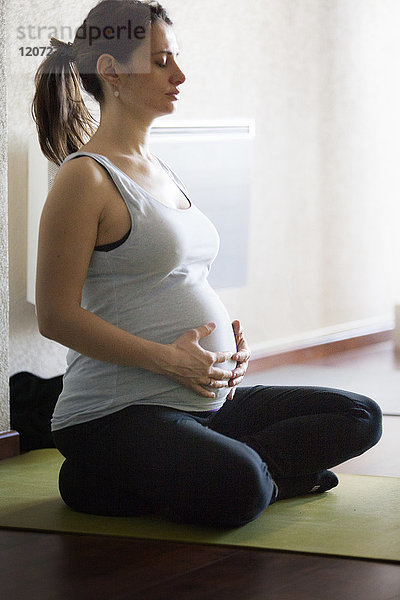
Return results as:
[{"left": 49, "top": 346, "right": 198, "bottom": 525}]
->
[{"left": 31, "top": 0, "right": 382, "bottom": 527}]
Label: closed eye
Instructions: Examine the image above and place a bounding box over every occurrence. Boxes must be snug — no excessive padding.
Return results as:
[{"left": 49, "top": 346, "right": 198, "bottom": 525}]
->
[{"left": 156, "top": 62, "right": 167, "bottom": 68}]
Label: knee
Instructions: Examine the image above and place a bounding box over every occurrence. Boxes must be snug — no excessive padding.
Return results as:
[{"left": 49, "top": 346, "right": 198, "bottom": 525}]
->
[
  {"left": 349, "top": 393, "right": 383, "bottom": 452},
  {"left": 230, "top": 457, "right": 274, "bottom": 527},
  {"left": 363, "top": 395, "right": 383, "bottom": 447},
  {"left": 166, "top": 444, "right": 274, "bottom": 528},
  {"left": 204, "top": 446, "right": 275, "bottom": 528},
  {"left": 58, "top": 459, "right": 84, "bottom": 512},
  {"left": 58, "top": 459, "right": 128, "bottom": 517}
]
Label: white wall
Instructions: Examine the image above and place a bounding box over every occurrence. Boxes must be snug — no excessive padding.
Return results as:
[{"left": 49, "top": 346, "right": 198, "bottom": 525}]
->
[
  {"left": 0, "top": 0, "right": 9, "bottom": 430},
  {"left": 6, "top": 0, "right": 400, "bottom": 391}
]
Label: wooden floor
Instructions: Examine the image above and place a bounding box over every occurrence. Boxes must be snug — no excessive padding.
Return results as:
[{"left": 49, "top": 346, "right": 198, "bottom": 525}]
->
[
  {"left": 1, "top": 342, "right": 400, "bottom": 600},
  {"left": 1, "top": 531, "right": 399, "bottom": 600}
]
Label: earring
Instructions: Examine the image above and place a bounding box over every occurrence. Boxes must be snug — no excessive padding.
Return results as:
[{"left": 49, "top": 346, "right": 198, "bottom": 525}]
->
[{"left": 114, "top": 88, "right": 120, "bottom": 97}]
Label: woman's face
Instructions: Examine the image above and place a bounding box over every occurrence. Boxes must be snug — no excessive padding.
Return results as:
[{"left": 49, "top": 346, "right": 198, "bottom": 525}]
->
[{"left": 117, "top": 20, "right": 186, "bottom": 117}]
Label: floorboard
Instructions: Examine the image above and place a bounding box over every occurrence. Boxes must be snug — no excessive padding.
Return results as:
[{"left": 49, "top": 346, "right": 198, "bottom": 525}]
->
[
  {"left": 140, "top": 550, "right": 400, "bottom": 600},
  {"left": 0, "top": 530, "right": 399, "bottom": 600}
]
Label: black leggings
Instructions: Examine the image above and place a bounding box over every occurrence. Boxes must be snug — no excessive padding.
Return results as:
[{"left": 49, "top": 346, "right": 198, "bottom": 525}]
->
[{"left": 53, "top": 385, "right": 382, "bottom": 528}]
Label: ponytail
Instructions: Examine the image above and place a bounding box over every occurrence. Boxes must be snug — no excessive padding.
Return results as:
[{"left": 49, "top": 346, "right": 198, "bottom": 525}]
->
[{"left": 31, "top": 37, "right": 97, "bottom": 166}]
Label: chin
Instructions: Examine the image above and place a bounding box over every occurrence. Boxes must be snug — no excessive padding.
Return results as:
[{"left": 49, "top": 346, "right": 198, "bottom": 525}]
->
[
  {"left": 153, "top": 101, "right": 176, "bottom": 115},
  {"left": 165, "top": 102, "right": 177, "bottom": 113},
  {"left": 156, "top": 107, "right": 176, "bottom": 119}
]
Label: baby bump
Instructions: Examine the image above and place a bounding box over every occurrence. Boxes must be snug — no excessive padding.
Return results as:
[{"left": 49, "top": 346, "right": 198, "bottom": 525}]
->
[
  {"left": 188, "top": 287, "right": 238, "bottom": 397},
  {"left": 119, "top": 281, "right": 238, "bottom": 400}
]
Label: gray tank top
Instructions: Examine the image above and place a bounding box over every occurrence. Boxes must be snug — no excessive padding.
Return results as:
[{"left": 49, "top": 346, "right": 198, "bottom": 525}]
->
[{"left": 51, "top": 151, "right": 237, "bottom": 431}]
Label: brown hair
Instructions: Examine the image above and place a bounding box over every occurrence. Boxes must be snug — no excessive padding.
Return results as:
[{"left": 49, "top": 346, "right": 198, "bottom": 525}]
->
[{"left": 31, "top": 0, "right": 173, "bottom": 166}]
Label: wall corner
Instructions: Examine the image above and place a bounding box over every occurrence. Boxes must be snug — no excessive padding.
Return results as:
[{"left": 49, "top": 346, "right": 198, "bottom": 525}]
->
[{"left": 0, "top": 0, "right": 10, "bottom": 431}]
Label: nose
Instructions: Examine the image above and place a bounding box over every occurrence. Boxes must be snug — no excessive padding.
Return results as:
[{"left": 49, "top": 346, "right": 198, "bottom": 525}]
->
[{"left": 170, "top": 62, "right": 186, "bottom": 86}]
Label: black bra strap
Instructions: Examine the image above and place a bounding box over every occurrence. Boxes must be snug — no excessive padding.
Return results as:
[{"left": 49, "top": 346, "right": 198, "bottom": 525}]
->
[{"left": 94, "top": 228, "right": 131, "bottom": 252}]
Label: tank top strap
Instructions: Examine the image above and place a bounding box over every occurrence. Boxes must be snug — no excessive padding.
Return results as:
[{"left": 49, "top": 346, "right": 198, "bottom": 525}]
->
[
  {"left": 63, "top": 151, "right": 191, "bottom": 207},
  {"left": 61, "top": 151, "right": 140, "bottom": 209},
  {"left": 62, "top": 151, "right": 127, "bottom": 190},
  {"left": 152, "top": 154, "right": 190, "bottom": 199}
]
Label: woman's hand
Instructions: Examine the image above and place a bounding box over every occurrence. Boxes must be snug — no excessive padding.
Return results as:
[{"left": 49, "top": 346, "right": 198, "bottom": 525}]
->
[
  {"left": 226, "top": 320, "right": 251, "bottom": 400},
  {"left": 160, "top": 322, "right": 234, "bottom": 398}
]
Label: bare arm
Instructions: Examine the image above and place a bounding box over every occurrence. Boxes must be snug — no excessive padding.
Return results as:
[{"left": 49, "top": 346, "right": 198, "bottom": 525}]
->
[{"left": 36, "top": 157, "right": 233, "bottom": 398}]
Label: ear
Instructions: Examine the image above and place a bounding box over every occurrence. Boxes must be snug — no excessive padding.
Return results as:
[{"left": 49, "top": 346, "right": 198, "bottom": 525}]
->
[{"left": 96, "top": 53, "right": 121, "bottom": 87}]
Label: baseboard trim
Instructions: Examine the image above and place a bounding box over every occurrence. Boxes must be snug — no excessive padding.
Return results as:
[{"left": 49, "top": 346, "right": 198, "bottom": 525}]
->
[
  {"left": 247, "top": 328, "right": 393, "bottom": 373},
  {"left": 0, "top": 430, "right": 20, "bottom": 460}
]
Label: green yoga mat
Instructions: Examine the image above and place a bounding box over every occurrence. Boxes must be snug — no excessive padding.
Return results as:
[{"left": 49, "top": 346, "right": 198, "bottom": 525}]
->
[{"left": 0, "top": 449, "right": 399, "bottom": 562}]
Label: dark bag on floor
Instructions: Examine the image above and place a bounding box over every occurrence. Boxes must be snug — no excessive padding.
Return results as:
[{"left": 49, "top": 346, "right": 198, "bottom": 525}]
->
[{"left": 9, "top": 371, "right": 64, "bottom": 451}]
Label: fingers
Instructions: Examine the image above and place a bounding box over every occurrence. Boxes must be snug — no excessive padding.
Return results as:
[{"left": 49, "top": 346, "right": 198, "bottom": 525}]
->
[
  {"left": 192, "top": 383, "right": 218, "bottom": 398},
  {"left": 205, "top": 377, "right": 232, "bottom": 393},
  {"left": 210, "top": 365, "right": 234, "bottom": 381},
  {"left": 231, "top": 358, "right": 249, "bottom": 380},
  {"left": 232, "top": 319, "right": 242, "bottom": 335},
  {"left": 205, "top": 370, "right": 243, "bottom": 397},
  {"left": 231, "top": 364, "right": 246, "bottom": 378},
  {"left": 187, "top": 321, "right": 250, "bottom": 398},
  {"left": 194, "top": 322, "right": 216, "bottom": 339},
  {"left": 228, "top": 375, "right": 244, "bottom": 387},
  {"left": 207, "top": 368, "right": 245, "bottom": 389},
  {"left": 231, "top": 350, "right": 250, "bottom": 362},
  {"left": 231, "top": 321, "right": 250, "bottom": 361},
  {"left": 213, "top": 351, "right": 235, "bottom": 364},
  {"left": 226, "top": 387, "right": 237, "bottom": 401},
  {"left": 236, "top": 335, "right": 249, "bottom": 350}
]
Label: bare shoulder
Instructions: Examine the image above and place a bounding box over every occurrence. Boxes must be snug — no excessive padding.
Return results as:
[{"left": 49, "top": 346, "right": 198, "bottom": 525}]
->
[
  {"left": 39, "top": 154, "right": 116, "bottom": 248},
  {"left": 48, "top": 154, "right": 110, "bottom": 210}
]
